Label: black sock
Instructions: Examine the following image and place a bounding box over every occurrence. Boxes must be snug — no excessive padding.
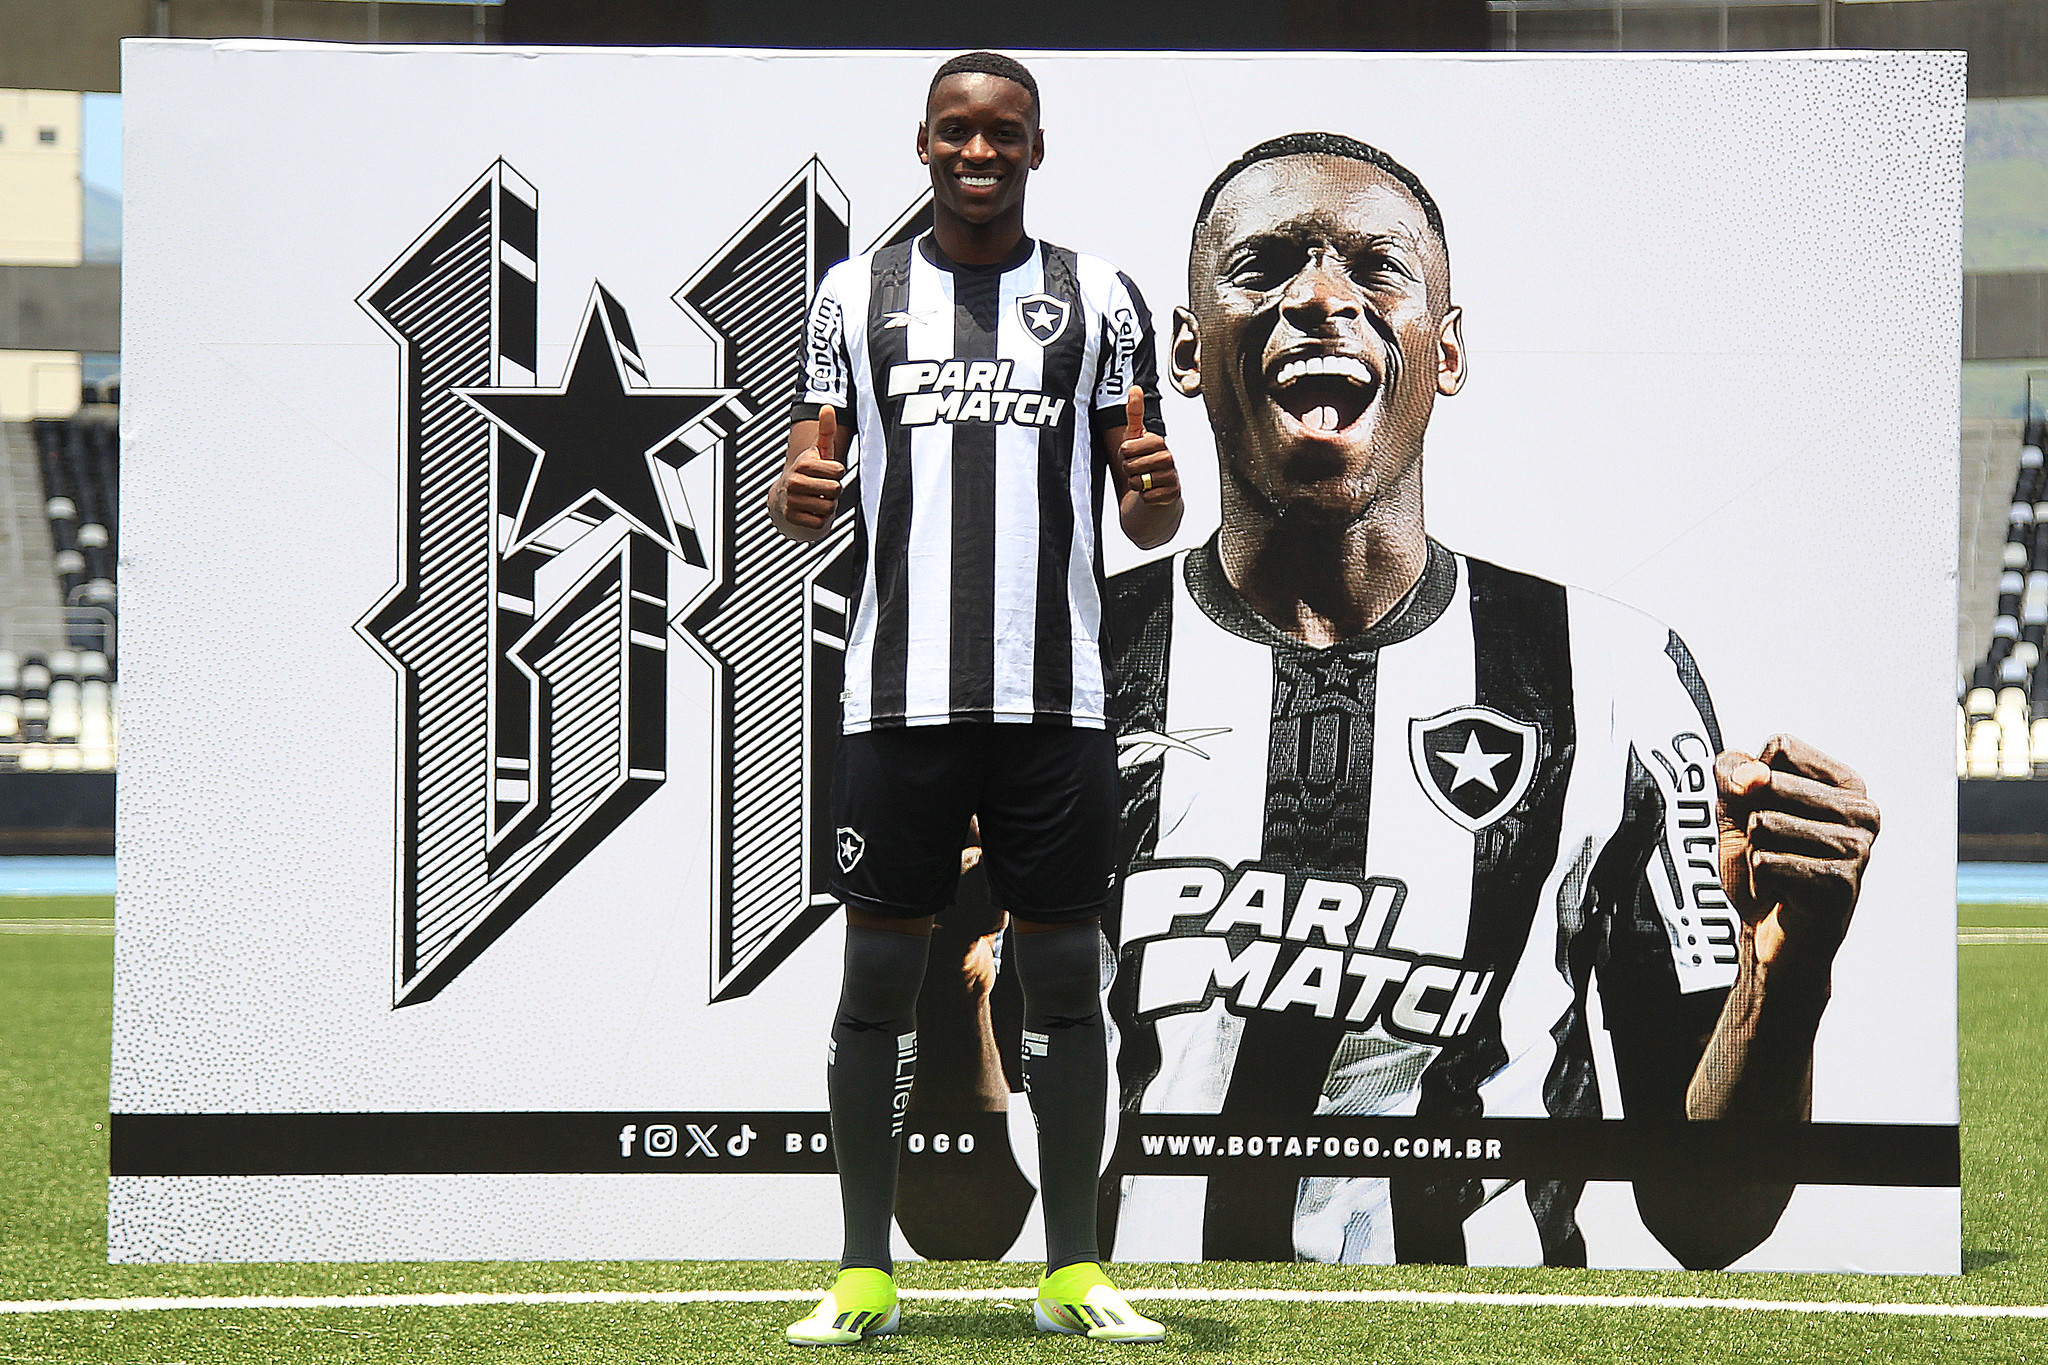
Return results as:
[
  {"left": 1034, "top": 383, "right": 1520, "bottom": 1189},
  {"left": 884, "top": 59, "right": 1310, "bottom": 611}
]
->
[
  {"left": 829, "top": 924, "right": 930, "bottom": 1274},
  {"left": 1013, "top": 919, "right": 1108, "bottom": 1274}
]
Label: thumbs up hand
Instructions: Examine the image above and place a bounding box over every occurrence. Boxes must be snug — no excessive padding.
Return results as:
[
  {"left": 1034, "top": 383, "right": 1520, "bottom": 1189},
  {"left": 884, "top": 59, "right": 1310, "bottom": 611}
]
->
[
  {"left": 769, "top": 405, "right": 846, "bottom": 538},
  {"left": 1114, "top": 385, "right": 1179, "bottom": 507}
]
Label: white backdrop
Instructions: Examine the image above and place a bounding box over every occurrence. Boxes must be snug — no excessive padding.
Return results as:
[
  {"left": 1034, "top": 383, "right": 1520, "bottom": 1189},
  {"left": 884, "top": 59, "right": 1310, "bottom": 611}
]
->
[{"left": 114, "top": 40, "right": 1961, "bottom": 1271}]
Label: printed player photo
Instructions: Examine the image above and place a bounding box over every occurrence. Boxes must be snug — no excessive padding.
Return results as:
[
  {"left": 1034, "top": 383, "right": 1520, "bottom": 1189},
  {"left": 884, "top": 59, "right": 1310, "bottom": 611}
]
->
[{"left": 1099, "top": 133, "right": 1884, "bottom": 1268}]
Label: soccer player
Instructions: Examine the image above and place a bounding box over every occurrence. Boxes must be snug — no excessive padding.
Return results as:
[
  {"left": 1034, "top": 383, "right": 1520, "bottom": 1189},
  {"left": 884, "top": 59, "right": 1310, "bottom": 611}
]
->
[
  {"left": 1101, "top": 133, "right": 1881, "bottom": 1269},
  {"left": 767, "top": 52, "right": 1183, "bottom": 1344}
]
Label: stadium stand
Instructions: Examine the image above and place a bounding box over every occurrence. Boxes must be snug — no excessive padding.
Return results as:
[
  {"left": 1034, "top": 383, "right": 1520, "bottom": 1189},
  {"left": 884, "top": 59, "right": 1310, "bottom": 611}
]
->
[
  {"left": 33, "top": 392, "right": 118, "bottom": 637},
  {"left": 1960, "top": 418, "right": 2048, "bottom": 779},
  {"left": 0, "top": 387, "right": 119, "bottom": 773}
]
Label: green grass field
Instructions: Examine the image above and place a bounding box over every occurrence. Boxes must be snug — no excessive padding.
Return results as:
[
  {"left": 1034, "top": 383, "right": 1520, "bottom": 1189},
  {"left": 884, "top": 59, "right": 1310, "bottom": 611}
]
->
[{"left": 2, "top": 896, "right": 2044, "bottom": 1362}]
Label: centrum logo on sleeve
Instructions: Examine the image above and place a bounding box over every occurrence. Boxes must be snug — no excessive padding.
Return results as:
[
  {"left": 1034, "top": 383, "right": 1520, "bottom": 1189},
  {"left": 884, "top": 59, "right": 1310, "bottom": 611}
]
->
[{"left": 886, "top": 359, "right": 1069, "bottom": 428}]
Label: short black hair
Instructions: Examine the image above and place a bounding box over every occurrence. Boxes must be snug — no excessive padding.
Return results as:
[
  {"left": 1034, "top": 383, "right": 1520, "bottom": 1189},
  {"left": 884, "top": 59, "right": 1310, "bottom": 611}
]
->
[
  {"left": 928, "top": 51, "right": 1040, "bottom": 121},
  {"left": 1195, "top": 132, "right": 1445, "bottom": 247}
]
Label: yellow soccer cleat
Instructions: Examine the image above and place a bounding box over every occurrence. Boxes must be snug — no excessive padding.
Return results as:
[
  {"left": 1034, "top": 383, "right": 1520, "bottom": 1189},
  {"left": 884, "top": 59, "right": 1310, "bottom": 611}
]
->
[
  {"left": 1033, "top": 1262, "right": 1165, "bottom": 1342},
  {"left": 785, "top": 1268, "right": 901, "bottom": 1347}
]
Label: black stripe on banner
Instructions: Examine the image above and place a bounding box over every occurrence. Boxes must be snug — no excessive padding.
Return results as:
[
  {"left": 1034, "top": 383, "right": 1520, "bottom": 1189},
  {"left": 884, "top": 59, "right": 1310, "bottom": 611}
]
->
[
  {"left": 1535, "top": 827, "right": 1606, "bottom": 1268},
  {"left": 1203, "top": 639, "right": 1380, "bottom": 1261},
  {"left": 1589, "top": 750, "right": 1731, "bottom": 1121},
  {"left": 107, "top": 1112, "right": 1959, "bottom": 1186},
  {"left": 1664, "top": 630, "right": 1723, "bottom": 753},
  {"left": 114, "top": 1112, "right": 985, "bottom": 1178},
  {"left": 626, "top": 535, "right": 669, "bottom": 774},
  {"left": 1393, "top": 558, "right": 1575, "bottom": 1266},
  {"left": 1111, "top": 1118, "right": 1958, "bottom": 1186},
  {"left": 864, "top": 243, "right": 916, "bottom": 723},
  {"left": 1098, "top": 554, "right": 1177, "bottom": 1256},
  {"left": 496, "top": 180, "right": 538, "bottom": 374},
  {"left": 1594, "top": 747, "right": 1733, "bottom": 1110},
  {"left": 948, "top": 263, "right": 1001, "bottom": 715},
  {"left": 1033, "top": 245, "right": 1086, "bottom": 714},
  {"left": 1588, "top": 744, "right": 1752, "bottom": 1270}
]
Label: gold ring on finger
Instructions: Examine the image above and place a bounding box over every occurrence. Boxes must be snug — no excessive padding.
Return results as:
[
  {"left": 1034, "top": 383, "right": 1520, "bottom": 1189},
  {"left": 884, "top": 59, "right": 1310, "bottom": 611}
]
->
[{"left": 1139, "top": 473, "right": 1154, "bottom": 492}]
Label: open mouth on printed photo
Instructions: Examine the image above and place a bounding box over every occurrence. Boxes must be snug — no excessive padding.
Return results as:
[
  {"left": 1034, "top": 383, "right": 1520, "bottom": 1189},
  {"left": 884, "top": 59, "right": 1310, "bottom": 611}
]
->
[{"left": 1266, "top": 352, "right": 1378, "bottom": 436}]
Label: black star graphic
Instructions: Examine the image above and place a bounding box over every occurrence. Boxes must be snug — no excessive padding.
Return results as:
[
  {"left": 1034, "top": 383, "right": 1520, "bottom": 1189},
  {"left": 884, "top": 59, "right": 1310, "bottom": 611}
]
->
[
  {"left": 1283, "top": 650, "right": 1373, "bottom": 712},
  {"left": 457, "top": 284, "right": 736, "bottom": 562}
]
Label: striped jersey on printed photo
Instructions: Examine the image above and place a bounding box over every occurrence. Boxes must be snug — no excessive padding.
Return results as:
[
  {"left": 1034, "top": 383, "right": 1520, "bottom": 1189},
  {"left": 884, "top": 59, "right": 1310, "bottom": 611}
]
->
[
  {"left": 1102, "top": 538, "right": 1739, "bottom": 1267},
  {"left": 797, "top": 233, "right": 1162, "bottom": 733}
]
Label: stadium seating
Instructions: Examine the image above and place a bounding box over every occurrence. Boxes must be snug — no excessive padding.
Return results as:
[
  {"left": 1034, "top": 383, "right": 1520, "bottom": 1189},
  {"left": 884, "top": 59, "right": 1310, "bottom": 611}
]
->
[
  {"left": 17, "top": 387, "right": 118, "bottom": 772},
  {"left": 1962, "top": 421, "right": 2048, "bottom": 778}
]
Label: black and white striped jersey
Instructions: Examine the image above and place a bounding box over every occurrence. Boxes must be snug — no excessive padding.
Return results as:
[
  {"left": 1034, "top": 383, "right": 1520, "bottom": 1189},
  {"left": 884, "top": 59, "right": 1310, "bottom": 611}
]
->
[
  {"left": 797, "top": 233, "right": 1163, "bottom": 733},
  {"left": 1102, "top": 538, "right": 1739, "bottom": 1266}
]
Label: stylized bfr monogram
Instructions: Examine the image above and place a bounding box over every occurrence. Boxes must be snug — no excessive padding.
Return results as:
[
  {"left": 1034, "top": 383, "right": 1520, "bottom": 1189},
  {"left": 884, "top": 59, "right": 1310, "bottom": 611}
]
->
[{"left": 361, "top": 157, "right": 927, "bottom": 1007}]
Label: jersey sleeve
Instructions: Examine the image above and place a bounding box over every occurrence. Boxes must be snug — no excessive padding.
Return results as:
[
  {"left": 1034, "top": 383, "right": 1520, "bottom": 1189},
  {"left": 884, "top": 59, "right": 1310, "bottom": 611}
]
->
[
  {"left": 1588, "top": 623, "right": 1739, "bottom": 1122},
  {"left": 1089, "top": 270, "right": 1166, "bottom": 440},
  {"left": 790, "top": 269, "right": 850, "bottom": 424}
]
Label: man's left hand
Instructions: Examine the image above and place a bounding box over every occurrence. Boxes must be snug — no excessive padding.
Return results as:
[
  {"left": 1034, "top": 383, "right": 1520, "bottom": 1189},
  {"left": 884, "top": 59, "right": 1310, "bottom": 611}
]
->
[
  {"left": 1714, "top": 734, "right": 1880, "bottom": 973},
  {"left": 1114, "top": 384, "right": 1180, "bottom": 506}
]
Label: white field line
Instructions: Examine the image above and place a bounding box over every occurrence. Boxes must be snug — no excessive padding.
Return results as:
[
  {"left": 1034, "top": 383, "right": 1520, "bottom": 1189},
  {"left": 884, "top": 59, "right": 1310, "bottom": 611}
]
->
[
  {"left": 1959, "top": 930, "right": 2048, "bottom": 944},
  {"left": 3, "top": 1288, "right": 2048, "bottom": 1320}
]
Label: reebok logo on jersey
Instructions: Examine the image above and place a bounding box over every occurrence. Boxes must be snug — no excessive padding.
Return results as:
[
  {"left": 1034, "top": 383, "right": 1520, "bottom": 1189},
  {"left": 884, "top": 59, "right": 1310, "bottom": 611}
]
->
[
  {"left": 1409, "top": 706, "right": 1539, "bottom": 832},
  {"left": 1117, "top": 860, "right": 1495, "bottom": 1043},
  {"left": 1116, "top": 726, "right": 1232, "bottom": 768},
  {"left": 886, "top": 359, "right": 1070, "bottom": 429},
  {"left": 1016, "top": 293, "right": 1071, "bottom": 345}
]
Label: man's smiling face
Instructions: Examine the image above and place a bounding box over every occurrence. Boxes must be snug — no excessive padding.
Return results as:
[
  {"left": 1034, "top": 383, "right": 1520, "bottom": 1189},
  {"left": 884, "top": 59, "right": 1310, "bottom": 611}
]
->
[
  {"left": 1176, "top": 155, "right": 1463, "bottom": 528},
  {"left": 919, "top": 72, "right": 1042, "bottom": 228}
]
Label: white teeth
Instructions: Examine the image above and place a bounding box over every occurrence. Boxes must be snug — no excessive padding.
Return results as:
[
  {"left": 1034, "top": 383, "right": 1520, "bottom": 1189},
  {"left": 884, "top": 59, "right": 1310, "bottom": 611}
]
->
[
  {"left": 960, "top": 175, "right": 997, "bottom": 186},
  {"left": 1272, "top": 354, "right": 1374, "bottom": 388},
  {"left": 1304, "top": 405, "right": 1341, "bottom": 432}
]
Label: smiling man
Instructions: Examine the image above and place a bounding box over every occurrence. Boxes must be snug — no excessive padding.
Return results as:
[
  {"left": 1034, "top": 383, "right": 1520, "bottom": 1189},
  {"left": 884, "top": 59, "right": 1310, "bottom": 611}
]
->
[
  {"left": 1101, "top": 133, "right": 1881, "bottom": 1269},
  {"left": 769, "top": 53, "right": 1179, "bottom": 1344}
]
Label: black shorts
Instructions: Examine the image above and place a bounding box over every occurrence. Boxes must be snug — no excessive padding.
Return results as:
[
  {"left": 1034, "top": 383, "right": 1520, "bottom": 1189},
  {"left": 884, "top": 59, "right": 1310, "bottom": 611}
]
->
[{"left": 828, "top": 723, "right": 1118, "bottom": 924}]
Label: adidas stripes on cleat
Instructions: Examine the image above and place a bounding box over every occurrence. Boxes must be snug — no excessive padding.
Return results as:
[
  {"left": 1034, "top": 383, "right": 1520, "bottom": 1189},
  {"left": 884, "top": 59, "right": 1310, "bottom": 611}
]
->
[
  {"left": 1033, "top": 1262, "right": 1165, "bottom": 1342},
  {"left": 785, "top": 1268, "right": 901, "bottom": 1347}
]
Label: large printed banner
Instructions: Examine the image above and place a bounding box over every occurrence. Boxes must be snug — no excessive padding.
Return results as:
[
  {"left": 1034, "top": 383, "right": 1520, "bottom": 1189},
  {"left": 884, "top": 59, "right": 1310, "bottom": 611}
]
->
[{"left": 115, "top": 42, "right": 1962, "bottom": 1272}]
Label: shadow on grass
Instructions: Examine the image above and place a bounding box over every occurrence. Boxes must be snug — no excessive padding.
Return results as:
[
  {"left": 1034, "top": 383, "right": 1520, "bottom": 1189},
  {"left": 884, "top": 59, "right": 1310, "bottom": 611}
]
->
[
  {"left": 1964, "top": 1248, "right": 2015, "bottom": 1272},
  {"left": 889, "top": 1309, "right": 1039, "bottom": 1343},
  {"left": 879, "top": 1309, "right": 1236, "bottom": 1349},
  {"left": 1157, "top": 1315, "right": 1237, "bottom": 1350}
]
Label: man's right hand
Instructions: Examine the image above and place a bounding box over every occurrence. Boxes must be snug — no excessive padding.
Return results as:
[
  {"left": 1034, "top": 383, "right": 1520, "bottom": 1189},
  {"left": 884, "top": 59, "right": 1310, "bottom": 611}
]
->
[{"left": 769, "top": 405, "right": 846, "bottom": 537}]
